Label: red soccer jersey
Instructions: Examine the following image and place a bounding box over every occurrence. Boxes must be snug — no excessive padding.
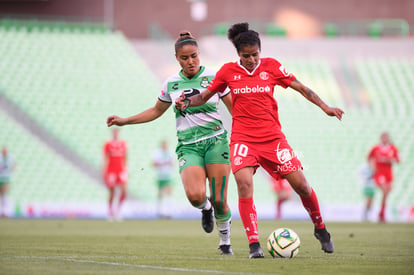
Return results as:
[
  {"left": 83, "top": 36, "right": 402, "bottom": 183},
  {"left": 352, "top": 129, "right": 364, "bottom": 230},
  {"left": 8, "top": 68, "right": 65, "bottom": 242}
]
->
[
  {"left": 367, "top": 144, "right": 399, "bottom": 183},
  {"left": 208, "top": 58, "right": 296, "bottom": 143},
  {"left": 104, "top": 140, "right": 127, "bottom": 172}
]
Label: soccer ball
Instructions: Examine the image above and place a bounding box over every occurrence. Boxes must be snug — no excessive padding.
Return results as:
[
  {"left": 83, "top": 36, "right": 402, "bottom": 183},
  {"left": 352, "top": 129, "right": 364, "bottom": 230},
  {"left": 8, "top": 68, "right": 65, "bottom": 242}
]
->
[{"left": 267, "top": 228, "right": 300, "bottom": 258}]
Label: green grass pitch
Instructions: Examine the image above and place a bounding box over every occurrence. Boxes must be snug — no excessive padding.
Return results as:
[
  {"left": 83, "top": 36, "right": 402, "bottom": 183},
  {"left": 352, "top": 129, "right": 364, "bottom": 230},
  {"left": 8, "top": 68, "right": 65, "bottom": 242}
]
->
[{"left": 1, "top": 219, "right": 413, "bottom": 274}]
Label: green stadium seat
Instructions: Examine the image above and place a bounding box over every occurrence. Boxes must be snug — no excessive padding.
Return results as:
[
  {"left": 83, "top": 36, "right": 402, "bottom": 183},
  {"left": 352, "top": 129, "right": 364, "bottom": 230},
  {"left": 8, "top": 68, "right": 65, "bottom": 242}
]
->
[
  {"left": 0, "top": 19, "right": 178, "bottom": 207},
  {"left": 213, "top": 23, "right": 228, "bottom": 36},
  {"left": 324, "top": 23, "right": 339, "bottom": 37},
  {"left": 265, "top": 23, "right": 287, "bottom": 36}
]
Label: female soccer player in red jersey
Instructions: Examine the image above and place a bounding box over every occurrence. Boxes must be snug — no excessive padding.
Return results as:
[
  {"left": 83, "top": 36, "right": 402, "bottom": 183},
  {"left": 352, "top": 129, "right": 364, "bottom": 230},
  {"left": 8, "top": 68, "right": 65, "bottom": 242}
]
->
[
  {"left": 176, "top": 22, "right": 344, "bottom": 258},
  {"left": 103, "top": 128, "right": 128, "bottom": 221},
  {"left": 270, "top": 174, "right": 292, "bottom": 220},
  {"left": 107, "top": 32, "right": 234, "bottom": 255},
  {"left": 367, "top": 132, "right": 400, "bottom": 222}
]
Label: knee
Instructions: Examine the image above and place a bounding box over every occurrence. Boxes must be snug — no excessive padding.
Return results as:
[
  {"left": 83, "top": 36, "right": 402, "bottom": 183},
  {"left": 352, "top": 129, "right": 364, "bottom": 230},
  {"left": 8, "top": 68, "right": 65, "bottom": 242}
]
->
[
  {"left": 186, "top": 190, "right": 206, "bottom": 207},
  {"left": 236, "top": 178, "right": 253, "bottom": 198}
]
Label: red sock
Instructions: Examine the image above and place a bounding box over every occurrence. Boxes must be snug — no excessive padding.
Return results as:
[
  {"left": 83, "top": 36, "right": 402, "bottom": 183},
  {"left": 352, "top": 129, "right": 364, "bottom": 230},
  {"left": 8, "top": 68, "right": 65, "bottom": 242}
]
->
[
  {"left": 239, "top": 197, "right": 259, "bottom": 244},
  {"left": 300, "top": 188, "right": 325, "bottom": 229},
  {"left": 379, "top": 202, "right": 386, "bottom": 219},
  {"left": 276, "top": 198, "right": 285, "bottom": 220},
  {"left": 118, "top": 190, "right": 127, "bottom": 211},
  {"left": 108, "top": 192, "right": 114, "bottom": 215}
]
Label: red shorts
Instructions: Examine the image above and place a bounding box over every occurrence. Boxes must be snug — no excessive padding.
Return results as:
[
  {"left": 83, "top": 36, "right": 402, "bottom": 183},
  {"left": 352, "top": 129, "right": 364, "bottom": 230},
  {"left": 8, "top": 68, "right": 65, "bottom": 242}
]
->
[
  {"left": 374, "top": 172, "right": 393, "bottom": 187},
  {"left": 104, "top": 170, "right": 128, "bottom": 188},
  {"left": 230, "top": 139, "right": 302, "bottom": 178}
]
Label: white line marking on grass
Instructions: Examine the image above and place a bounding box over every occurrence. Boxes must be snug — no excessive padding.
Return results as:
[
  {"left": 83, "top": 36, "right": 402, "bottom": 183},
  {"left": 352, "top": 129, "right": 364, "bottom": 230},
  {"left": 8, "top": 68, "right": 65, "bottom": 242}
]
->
[{"left": 4, "top": 256, "right": 268, "bottom": 275}]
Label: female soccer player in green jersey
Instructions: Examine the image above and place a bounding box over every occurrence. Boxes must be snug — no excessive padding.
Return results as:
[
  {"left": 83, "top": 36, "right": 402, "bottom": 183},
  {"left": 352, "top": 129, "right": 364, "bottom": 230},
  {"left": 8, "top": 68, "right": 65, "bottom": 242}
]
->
[{"left": 106, "top": 31, "right": 233, "bottom": 255}]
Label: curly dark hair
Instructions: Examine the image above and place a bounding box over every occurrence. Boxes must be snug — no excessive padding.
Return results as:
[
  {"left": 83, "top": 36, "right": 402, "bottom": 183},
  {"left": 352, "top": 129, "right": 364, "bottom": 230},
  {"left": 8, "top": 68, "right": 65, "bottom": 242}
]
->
[{"left": 227, "top": 22, "right": 261, "bottom": 53}]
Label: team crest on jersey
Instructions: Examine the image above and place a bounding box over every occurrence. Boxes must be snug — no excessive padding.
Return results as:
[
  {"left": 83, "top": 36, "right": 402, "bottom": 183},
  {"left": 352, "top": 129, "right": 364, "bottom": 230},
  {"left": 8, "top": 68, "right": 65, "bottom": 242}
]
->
[
  {"left": 234, "top": 156, "right": 243, "bottom": 166},
  {"left": 260, "top": 71, "right": 269, "bottom": 80},
  {"left": 179, "top": 157, "right": 187, "bottom": 167},
  {"left": 200, "top": 77, "right": 209, "bottom": 88},
  {"left": 279, "top": 65, "right": 291, "bottom": 77}
]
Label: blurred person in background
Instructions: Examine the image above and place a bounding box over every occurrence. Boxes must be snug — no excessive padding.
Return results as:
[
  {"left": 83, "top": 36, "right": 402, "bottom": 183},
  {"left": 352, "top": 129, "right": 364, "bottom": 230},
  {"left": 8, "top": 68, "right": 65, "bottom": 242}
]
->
[
  {"left": 270, "top": 174, "right": 292, "bottom": 220},
  {"left": 0, "top": 146, "right": 15, "bottom": 218},
  {"left": 176, "top": 22, "right": 344, "bottom": 258},
  {"left": 106, "top": 31, "right": 234, "bottom": 255},
  {"left": 152, "top": 139, "right": 175, "bottom": 219},
  {"left": 359, "top": 158, "right": 376, "bottom": 221},
  {"left": 367, "top": 132, "right": 400, "bottom": 222},
  {"left": 103, "top": 128, "right": 128, "bottom": 221}
]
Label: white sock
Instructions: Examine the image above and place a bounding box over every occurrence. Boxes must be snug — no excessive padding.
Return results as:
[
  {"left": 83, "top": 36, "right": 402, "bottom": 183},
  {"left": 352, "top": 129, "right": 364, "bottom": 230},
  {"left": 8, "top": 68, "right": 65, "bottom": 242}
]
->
[
  {"left": 160, "top": 196, "right": 173, "bottom": 217},
  {"left": 197, "top": 197, "right": 212, "bottom": 211},
  {"left": 217, "top": 219, "right": 231, "bottom": 246}
]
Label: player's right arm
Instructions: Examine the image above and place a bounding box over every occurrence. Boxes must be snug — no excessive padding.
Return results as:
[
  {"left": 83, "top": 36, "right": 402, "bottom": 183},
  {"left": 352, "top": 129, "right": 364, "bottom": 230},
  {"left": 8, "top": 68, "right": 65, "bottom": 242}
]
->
[
  {"left": 175, "top": 89, "right": 215, "bottom": 110},
  {"left": 107, "top": 100, "right": 171, "bottom": 127},
  {"left": 176, "top": 65, "right": 229, "bottom": 111}
]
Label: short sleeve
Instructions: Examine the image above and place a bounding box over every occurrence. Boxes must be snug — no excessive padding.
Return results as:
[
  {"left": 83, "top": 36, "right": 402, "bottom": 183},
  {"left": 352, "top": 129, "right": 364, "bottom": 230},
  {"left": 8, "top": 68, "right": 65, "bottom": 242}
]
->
[
  {"left": 158, "top": 80, "right": 172, "bottom": 103},
  {"left": 217, "top": 87, "right": 230, "bottom": 98},
  {"left": 272, "top": 59, "right": 296, "bottom": 88},
  {"left": 207, "top": 65, "right": 228, "bottom": 94}
]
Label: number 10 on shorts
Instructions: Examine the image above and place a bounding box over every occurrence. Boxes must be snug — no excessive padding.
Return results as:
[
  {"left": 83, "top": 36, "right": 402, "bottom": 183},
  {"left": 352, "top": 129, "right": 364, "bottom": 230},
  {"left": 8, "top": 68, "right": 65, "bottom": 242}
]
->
[{"left": 233, "top": 143, "right": 248, "bottom": 157}]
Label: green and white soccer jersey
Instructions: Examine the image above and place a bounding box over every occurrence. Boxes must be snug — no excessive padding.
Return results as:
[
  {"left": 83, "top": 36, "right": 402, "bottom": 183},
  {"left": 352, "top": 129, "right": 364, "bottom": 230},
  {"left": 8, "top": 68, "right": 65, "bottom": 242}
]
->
[{"left": 159, "top": 66, "right": 230, "bottom": 145}]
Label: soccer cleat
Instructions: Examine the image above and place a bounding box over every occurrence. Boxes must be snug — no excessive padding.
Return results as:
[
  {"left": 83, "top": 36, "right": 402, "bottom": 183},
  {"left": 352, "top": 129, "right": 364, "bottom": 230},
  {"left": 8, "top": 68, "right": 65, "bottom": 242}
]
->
[
  {"left": 249, "top": 242, "right": 264, "bottom": 259},
  {"left": 201, "top": 207, "right": 214, "bottom": 233},
  {"left": 218, "top": 245, "right": 233, "bottom": 255},
  {"left": 314, "top": 227, "right": 334, "bottom": 253}
]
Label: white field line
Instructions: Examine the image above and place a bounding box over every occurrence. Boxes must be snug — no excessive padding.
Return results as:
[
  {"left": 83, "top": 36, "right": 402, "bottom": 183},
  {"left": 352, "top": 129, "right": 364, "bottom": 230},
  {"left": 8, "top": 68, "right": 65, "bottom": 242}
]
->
[{"left": 2, "top": 255, "right": 269, "bottom": 275}]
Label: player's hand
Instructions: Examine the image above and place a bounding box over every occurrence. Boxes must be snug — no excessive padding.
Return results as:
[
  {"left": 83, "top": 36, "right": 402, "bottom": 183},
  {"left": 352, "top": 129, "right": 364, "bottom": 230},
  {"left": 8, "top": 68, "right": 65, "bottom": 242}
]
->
[
  {"left": 175, "top": 91, "right": 186, "bottom": 110},
  {"left": 106, "top": 115, "right": 126, "bottom": 127},
  {"left": 324, "top": 107, "right": 344, "bottom": 121}
]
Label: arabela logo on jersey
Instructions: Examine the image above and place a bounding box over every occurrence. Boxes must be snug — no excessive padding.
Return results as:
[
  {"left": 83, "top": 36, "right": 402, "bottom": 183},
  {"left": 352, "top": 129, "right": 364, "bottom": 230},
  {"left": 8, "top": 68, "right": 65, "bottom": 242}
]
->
[
  {"left": 233, "top": 85, "right": 271, "bottom": 94},
  {"left": 260, "top": 71, "right": 269, "bottom": 80}
]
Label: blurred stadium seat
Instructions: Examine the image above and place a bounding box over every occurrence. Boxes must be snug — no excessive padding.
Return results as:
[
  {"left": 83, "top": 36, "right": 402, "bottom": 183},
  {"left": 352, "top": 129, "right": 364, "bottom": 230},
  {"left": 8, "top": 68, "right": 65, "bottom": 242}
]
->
[
  {"left": 0, "top": 18, "right": 412, "bottom": 220},
  {"left": 0, "top": 19, "right": 178, "bottom": 212},
  {"left": 0, "top": 109, "right": 107, "bottom": 204}
]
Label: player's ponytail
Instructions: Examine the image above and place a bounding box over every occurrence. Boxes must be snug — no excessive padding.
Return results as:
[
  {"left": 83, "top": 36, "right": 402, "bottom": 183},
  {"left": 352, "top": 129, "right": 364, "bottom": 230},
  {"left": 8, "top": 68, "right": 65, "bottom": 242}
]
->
[
  {"left": 175, "top": 31, "right": 198, "bottom": 53},
  {"left": 227, "top": 22, "right": 261, "bottom": 53}
]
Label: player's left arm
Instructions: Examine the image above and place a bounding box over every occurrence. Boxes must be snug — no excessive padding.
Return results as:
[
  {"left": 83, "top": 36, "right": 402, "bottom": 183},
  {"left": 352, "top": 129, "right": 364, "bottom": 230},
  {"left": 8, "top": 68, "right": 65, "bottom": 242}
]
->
[
  {"left": 289, "top": 79, "right": 344, "bottom": 120},
  {"left": 393, "top": 147, "right": 400, "bottom": 163}
]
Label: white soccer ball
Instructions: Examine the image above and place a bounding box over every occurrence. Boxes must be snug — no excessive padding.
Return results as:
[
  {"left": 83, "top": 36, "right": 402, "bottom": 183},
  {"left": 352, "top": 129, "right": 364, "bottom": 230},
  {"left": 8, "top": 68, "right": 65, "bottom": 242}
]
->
[{"left": 267, "top": 228, "right": 300, "bottom": 258}]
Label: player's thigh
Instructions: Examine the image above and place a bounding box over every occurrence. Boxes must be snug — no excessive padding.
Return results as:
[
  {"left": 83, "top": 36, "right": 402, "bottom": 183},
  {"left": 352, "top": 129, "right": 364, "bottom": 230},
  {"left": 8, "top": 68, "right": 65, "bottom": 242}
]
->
[
  {"left": 180, "top": 165, "right": 207, "bottom": 204},
  {"left": 104, "top": 173, "right": 117, "bottom": 188}
]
